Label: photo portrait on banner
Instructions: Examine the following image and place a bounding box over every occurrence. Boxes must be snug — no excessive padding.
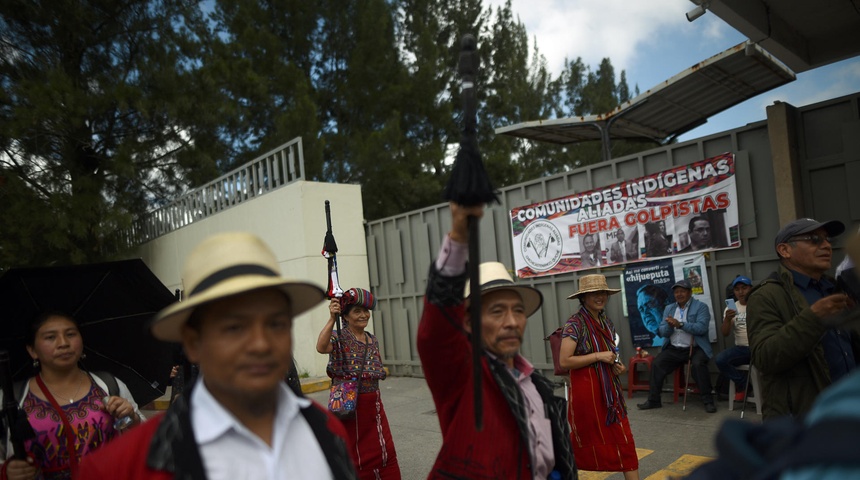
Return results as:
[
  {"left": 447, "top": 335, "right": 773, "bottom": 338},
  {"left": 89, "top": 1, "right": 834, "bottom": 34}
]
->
[
  {"left": 510, "top": 153, "right": 740, "bottom": 278},
  {"left": 623, "top": 254, "right": 717, "bottom": 348}
]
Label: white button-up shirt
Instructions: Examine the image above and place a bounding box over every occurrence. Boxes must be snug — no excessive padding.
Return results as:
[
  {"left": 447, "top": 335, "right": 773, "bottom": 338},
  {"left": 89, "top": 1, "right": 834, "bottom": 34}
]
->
[
  {"left": 669, "top": 304, "right": 694, "bottom": 348},
  {"left": 191, "top": 378, "right": 333, "bottom": 480}
]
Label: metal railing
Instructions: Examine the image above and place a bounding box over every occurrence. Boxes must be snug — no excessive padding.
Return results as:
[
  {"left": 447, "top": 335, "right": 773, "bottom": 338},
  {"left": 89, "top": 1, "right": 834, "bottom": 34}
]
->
[{"left": 120, "top": 137, "right": 305, "bottom": 247}]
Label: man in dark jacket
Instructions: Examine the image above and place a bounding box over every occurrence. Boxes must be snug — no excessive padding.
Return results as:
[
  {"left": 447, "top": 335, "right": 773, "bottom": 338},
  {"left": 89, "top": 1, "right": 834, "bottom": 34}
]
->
[{"left": 747, "top": 218, "right": 860, "bottom": 420}]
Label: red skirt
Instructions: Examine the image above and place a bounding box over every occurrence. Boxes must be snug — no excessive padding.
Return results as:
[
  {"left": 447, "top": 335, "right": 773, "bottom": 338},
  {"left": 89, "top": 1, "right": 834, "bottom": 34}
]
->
[
  {"left": 568, "top": 366, "right": 639, "bottom": 472},
  {"left": 339, "top": 390, "right": 401, "bottom": 480}
]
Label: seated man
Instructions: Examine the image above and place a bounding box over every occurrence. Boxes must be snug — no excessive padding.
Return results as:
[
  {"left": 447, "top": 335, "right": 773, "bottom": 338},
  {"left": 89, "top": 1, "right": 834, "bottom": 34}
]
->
[
  {"left": 715, "top": 276, "right": 753, "bottom": 401},
  {"left": 78, "top": 232, "right": 357, "bottom": 479},
  {"left": 637, "top": 279, "right": 716, "bottom": 413}
]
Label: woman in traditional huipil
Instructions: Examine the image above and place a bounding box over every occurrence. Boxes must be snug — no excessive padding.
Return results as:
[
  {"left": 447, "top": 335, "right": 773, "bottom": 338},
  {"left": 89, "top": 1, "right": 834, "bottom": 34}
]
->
[
  {"left": 559, "top": 275, "right": 640, "bottom": 480},
  {"left": 1, "top": 311, "right": 143, "bottom": 480},
  {"left": 316, "top": 288, "right": 400, "bottom": 480}
]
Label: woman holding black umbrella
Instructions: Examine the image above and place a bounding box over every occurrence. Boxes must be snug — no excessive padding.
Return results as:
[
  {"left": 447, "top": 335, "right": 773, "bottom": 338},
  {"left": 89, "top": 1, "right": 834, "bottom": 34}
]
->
[
  {"left": 316, "top": 288, "right": 400, "bottom": 480},
  {"left": 1, "top": 311, "right": 143, "bottom": 480}
]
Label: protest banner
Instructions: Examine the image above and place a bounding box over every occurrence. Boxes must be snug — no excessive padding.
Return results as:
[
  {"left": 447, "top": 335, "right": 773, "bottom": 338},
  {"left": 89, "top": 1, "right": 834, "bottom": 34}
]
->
[
  {"left": 622, "top": 253, "right": 717, "bottom": 348},
  {"left": 510, "top": 153, "right": 739, "bottom": 278}
]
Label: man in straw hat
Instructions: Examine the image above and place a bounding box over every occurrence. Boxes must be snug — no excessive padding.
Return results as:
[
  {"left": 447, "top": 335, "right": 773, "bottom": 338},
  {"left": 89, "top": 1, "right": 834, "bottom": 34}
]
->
[
  {"left": 746, "top": 218, "right": 860, "bottom": 420},
  {"left": 78, "top": 232, "right": 357, "bottom": 479},
  {"left": 636, "top": 279, "right": 717, "bottom": 413},
  {"left": 417, "top": 203, "right": 577, "bottom": 480}
]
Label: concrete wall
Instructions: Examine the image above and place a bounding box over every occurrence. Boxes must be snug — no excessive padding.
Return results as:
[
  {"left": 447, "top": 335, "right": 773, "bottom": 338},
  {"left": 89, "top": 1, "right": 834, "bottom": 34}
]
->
[{"left": 136, "top": 180, "right": 369, "bottom": 378}]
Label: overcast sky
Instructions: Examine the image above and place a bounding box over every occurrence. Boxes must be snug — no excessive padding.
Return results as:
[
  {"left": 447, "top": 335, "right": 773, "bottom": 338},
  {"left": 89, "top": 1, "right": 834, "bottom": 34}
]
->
[{"left": 483, "top": 0, "right": 860, "bottom": 141}]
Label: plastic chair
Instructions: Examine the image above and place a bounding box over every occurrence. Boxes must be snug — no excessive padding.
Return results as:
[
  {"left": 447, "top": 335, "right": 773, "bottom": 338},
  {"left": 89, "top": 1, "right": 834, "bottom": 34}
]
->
[
  {"left": 728, "top": 364, "right": 762, "bottom": 416},
  {"left": 627, "top": 354, "right": 653, "bottom": 398}
]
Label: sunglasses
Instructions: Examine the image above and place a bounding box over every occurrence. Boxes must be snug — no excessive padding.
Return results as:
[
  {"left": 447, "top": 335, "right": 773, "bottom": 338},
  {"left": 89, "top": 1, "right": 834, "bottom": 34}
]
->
[{"left": 788, "top": 234, "right": 834, "bottom": 245}]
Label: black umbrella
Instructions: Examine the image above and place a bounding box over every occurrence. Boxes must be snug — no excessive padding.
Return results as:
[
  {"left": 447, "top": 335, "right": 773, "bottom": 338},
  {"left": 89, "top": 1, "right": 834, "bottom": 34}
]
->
[
  {"left": 442, "top": 34, "right": 499, "bottom": 431},
  {"left": 0, "top": 259, "right": 176, "bottom": 406}
]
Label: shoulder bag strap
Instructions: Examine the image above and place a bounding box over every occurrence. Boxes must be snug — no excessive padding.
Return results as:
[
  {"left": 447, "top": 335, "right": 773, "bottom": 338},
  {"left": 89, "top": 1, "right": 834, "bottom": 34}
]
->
[
  {"left": 34, "top": 375, "right": 80, "bottom": 477},
  {"left": 92, "top": 371, "right": 119, "bottom": 397}
]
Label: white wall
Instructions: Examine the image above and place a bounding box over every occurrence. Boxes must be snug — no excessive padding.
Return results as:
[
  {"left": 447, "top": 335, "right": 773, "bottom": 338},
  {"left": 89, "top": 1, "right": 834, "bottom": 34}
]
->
[{"left": 136, "top": 180, "right": 371, "bottom": 377}]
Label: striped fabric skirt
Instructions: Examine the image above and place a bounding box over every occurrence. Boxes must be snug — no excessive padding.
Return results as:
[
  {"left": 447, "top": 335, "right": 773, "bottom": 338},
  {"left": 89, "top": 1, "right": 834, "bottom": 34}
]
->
[
  {"left": 340, "top": 390, "right": 401, "bottom": 480},
  {"left": 568, "top": 366, "right": 639, "bottom": 473}
]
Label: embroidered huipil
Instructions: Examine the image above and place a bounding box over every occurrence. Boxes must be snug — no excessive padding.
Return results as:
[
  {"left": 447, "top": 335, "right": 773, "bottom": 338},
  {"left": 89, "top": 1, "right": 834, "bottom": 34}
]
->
[
  {"left": 23, "top": 383, "right": 117, "bottom": 480},
  {"left": 327, "top": 329, "right": 386, "bottom": 393}
]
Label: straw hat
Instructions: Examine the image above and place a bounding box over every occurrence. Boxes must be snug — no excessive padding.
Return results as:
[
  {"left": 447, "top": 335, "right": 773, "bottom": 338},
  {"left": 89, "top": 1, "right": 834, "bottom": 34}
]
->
[
  {"left": 150, "top": 232, "right": 325, "bottom": 342},
  {"left": 566, "top": 274, "right": 621, "bottom": 299},
  {"left": 464, "top": 262, "right": 543, "bottom": 317}
]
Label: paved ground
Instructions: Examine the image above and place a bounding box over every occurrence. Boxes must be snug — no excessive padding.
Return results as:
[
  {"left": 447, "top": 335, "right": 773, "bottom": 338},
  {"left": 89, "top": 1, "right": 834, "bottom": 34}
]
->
[{"left": 303, "top": 376, "right": 761, "bottom": 480}]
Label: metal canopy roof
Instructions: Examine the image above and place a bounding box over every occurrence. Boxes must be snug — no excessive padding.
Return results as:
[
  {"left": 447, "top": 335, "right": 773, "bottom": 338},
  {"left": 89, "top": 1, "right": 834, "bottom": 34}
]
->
[
  {"left": 495, "top": 41, "right": 795, "bottom": 153},
  {"left": 705, "top": 0, "right": 860, "bottom": 74}
]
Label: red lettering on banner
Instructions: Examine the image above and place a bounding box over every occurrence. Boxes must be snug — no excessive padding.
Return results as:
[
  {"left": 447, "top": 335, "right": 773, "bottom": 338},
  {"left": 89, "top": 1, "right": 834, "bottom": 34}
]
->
[
  {"left": 569, "top": 216, "right": 622, "bottom": 236},
  {"left": 625, "top": 212, "right": 637, "bottom": 226},
  {"left": 573, "top": 194, "right": 732, "bottom": 236}
]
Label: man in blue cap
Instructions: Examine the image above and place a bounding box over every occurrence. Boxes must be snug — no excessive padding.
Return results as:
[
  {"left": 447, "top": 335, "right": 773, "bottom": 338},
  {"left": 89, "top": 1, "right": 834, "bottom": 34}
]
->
[
  {"left": 747, "top": 217, "right": 860, "bottom": 419},
  {"left": 716, "top": 275, "right": 753, "bottom": 401}
]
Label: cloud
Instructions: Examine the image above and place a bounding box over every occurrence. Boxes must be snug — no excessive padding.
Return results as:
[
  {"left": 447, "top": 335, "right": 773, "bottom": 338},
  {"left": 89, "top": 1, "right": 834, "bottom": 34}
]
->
[{"left": 485, "top": 0, "right": 711, "bottom": 75}]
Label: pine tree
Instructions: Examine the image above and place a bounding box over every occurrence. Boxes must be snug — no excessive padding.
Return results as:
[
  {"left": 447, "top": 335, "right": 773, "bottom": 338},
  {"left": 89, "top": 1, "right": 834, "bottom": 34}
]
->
[
  {"left": 203, "top": 0, "right": 324, "bottom": 175},
  {"left": 0, "top": 0, "right": 219, "bottom": 267}
]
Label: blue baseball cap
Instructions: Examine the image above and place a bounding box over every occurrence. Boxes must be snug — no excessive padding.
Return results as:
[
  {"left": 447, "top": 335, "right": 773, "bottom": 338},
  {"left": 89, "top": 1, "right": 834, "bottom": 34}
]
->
[{"left": 731, "top": 276, "right": 752, "bottom": 288}]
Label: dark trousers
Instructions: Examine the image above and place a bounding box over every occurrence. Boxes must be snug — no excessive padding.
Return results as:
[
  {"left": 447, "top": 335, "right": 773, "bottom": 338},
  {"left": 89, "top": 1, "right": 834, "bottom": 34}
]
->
[
  {"left": 648, "top": 345, "right": 714, "bottom": 404},
  {"left": 715, "top": 345, "right": 750, "bottom": 389}
]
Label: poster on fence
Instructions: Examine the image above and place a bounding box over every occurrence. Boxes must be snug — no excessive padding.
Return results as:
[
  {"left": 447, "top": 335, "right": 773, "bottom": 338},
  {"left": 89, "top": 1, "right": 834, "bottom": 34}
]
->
[
  {"left": 510, "top": 153, "right": 739, "bottom": 278},
  {"left": 622, "top": 253, "right": 717, "bottom": 348}
]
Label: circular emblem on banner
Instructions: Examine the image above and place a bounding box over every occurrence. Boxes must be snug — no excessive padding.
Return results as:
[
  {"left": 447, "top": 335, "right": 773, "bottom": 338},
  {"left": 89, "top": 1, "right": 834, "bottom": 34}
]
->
[{"left": 520, "top": 220, "right": 563, "bottom": 272}]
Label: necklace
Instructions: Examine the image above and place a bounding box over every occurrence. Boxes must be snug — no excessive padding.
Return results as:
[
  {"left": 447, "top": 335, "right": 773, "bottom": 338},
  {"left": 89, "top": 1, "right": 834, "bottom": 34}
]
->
[{"left": 40, "top": 371, "right": 85, "bottom": 405}]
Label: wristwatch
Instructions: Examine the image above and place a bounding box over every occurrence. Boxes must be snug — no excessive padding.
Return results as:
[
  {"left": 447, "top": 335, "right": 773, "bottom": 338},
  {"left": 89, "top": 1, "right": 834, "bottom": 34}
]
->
[{"left": 678, "top": 321, "right": 685, "bottom": 328}]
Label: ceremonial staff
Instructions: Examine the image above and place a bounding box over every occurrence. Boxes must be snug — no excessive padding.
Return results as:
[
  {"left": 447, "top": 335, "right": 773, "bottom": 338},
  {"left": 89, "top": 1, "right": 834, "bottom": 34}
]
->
[
  {"left": 442, "top": 34, "right": 499, "bottom": 431},
  {"left": 322, "top": 201, "right": 345, "bottom": 332}
]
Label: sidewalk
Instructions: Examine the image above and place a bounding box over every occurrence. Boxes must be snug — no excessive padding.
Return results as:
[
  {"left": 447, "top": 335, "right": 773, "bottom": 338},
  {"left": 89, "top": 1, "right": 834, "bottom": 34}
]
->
[{"left": 305, "top": 375, "right": 757, "bottom": 480}]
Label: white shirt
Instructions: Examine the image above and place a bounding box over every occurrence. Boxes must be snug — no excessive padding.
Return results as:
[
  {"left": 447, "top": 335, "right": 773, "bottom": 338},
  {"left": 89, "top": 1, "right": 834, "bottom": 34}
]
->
[
  {"left": 724, "top": 303, "right": 749, "bottom": 346},
  {"left": 191, "top": 377, "right": 333, "bottom": 480},
  {"left": 669, "top": 304, "right": 694, "bottom": 348}
]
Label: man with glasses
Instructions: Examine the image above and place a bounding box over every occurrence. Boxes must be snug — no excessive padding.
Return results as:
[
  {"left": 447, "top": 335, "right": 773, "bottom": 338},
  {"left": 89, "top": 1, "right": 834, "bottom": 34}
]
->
[{"left": 747, "top": 218, "right": 860, "bottom": 420}]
